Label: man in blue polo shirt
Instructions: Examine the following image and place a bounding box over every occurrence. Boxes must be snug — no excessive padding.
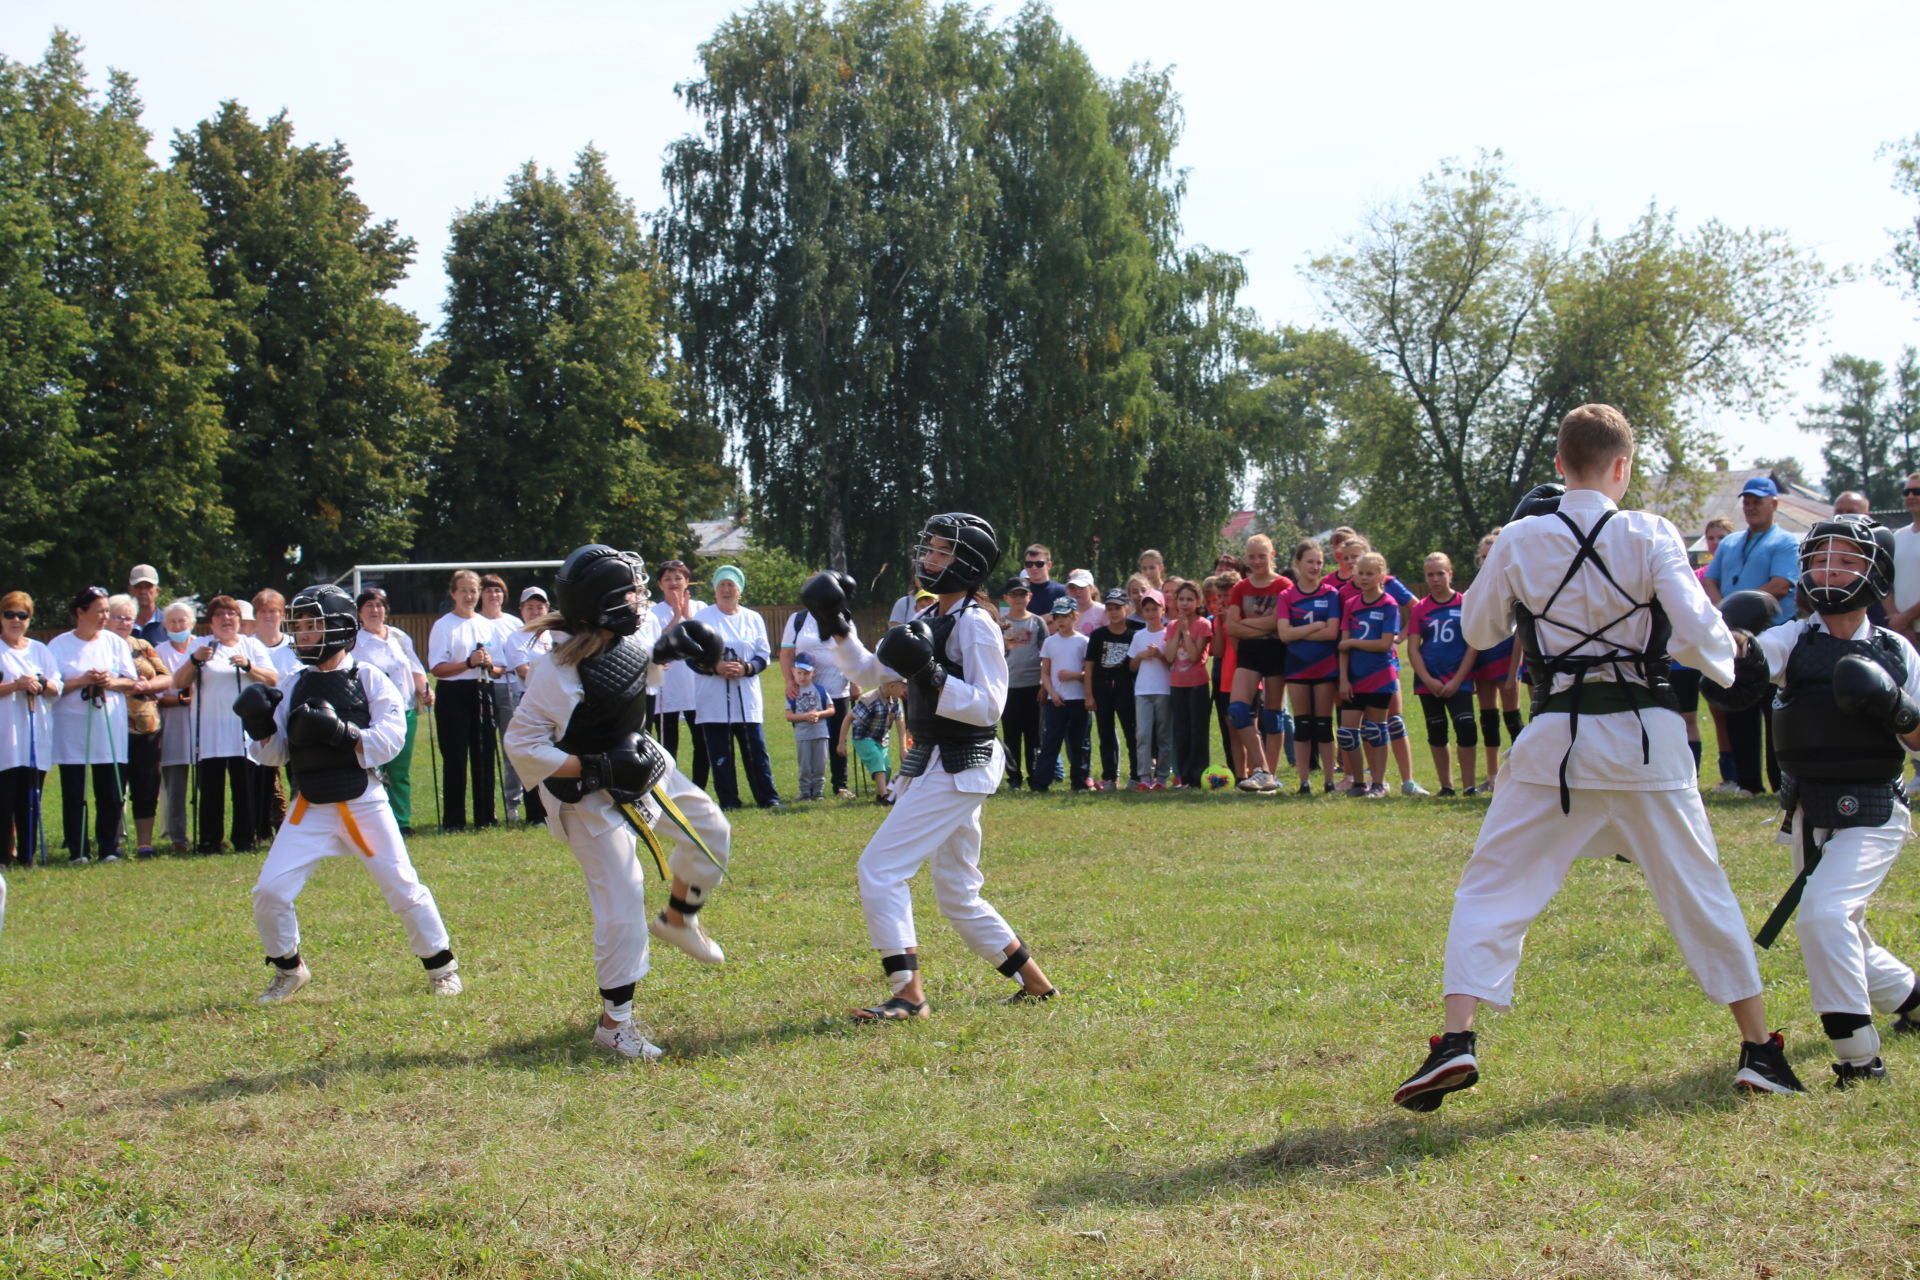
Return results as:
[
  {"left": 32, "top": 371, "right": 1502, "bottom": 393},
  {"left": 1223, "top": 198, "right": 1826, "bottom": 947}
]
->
[{"left": 1703, "top": 475, "right": 1799, "bottom": 795}]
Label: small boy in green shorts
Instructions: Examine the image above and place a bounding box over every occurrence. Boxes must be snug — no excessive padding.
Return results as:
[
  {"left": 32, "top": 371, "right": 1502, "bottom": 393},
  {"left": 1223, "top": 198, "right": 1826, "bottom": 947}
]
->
[{"left": 842, "top": 677, "right": 907, "bottom": 804}]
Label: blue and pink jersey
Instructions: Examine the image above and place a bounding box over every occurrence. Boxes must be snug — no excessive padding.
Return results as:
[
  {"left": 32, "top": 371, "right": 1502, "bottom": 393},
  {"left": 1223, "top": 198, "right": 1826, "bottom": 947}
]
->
[
  {"left": 1337, "top": 574, "right": 1414, "bottom": 611},
  {"left": 1409, "top": 590, "right": 1472, "bottom": 690},
  {"left": 1475, "top": 633, "right": 1516, "bottom": 682},
  {"left": 1278, "top": 580, "right": 1343, "bottom": 680},
  {"left": 1341, "top": 591, "right": 1402, "bottom": 694}
]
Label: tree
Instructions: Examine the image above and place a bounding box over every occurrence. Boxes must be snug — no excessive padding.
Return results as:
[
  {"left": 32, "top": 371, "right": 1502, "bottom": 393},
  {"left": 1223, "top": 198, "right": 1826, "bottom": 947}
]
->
[
  {"left": 663, "top": 0, "right": 1243, "bottom": 592},
  {"left": 1749, "top": 455, "right": 1809, "bottom": 493},
  {"left": 426, "top": 149, "right": 727, "bottom": 564},
  {"left": 173, "top": 102, "right": 453, "bottom": 590},
  {"left": 1884, "top": 134, "right": 1920, "bottom": 308},
  {"left": 1308, "top": 152, "right": 1833, "bottom": 573},
  {"left": 1799, "top": 353, "right": 1897, "bottom": 506},
  {"left": 1223, "top": 324, "right": 1378, "bottom": 539},
  {"left": 3, "top": 32, "right": 229, "bottom": 599}
]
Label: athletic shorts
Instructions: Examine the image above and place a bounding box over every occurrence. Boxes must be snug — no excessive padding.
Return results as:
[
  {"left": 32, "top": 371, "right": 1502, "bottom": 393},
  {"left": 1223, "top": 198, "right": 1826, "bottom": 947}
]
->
[
  {"left": 1235, "top": 637, "right": 1287, "bottom": 678},
  {"left": 853, "top": 739, "right": 890, "bottom": 774},
  {"left": 1342, "top": 691, "right": 1393, "bottom": 712},
  {"left": 1668, "top": 666, "right": 1701, "bottom": 714}
]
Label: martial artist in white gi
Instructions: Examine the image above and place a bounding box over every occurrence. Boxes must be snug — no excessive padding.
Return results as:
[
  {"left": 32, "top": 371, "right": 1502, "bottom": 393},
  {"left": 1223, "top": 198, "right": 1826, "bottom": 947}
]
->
[
  {"left": 245, "top": 585, "right": 459, "bottom": 1003},
  {"left": 503, "top": 544, "right": 731, "bottom": 1061},
  {"left": 800, "top": 514, "right": 1056, "bottom": 1019},
  {"left": 1745, "top": 515, "right": 1920, "bottom": 1087},
  {"left": 1395, "top": 404, "right": 1803, "bottom": 1110}
]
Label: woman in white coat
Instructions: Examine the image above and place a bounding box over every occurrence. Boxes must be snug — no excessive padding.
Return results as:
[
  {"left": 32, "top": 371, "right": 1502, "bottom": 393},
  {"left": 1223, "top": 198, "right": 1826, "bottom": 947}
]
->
[
  {"left": 50, "top": 585, "right": 138, "bottom": 863},
  {"left": 0, "top": 590, "right": 61, "bottom": 868}
]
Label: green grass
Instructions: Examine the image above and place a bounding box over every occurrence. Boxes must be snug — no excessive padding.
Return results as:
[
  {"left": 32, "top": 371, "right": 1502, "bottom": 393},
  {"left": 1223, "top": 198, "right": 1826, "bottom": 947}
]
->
[{"left": 4, "top": 676, "right": 1918, "bottom": 1278}]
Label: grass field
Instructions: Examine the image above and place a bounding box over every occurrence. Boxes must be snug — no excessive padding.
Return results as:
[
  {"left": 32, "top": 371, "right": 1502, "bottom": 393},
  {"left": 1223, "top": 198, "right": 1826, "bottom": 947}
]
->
[{"left": 4, "top": 676, "right": 1919, "bottom": 1278}]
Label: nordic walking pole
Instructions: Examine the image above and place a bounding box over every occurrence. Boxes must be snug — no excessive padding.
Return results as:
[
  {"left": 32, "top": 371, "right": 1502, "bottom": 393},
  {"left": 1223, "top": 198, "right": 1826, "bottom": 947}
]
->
[
  {"left": 100, "top": 691, "right": 126, "bottom": 860},
  {"left": 78, "top": 683, "right": 96, "bottom": 862},
  {"left": 25, "top": 682, "right": 44, "bottom": 865},
  {"left": 476, "top": 652, "right": 506, "bottom": 822},
  {"left": 426, "top": 684, "right": 443, "bottom": 836},
  {"left": 190, "top": 659, "right": 204, "bottom": 852}
]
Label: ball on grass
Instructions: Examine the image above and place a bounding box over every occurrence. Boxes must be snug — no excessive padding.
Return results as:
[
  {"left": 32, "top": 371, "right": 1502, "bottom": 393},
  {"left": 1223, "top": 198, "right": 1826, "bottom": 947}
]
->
[{"left": 1202, "top": 766, "right": 1235, "bottom": 791}]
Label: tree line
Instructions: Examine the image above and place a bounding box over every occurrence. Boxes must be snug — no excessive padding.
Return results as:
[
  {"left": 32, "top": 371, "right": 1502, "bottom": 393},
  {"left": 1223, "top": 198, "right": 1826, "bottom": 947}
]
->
[{"left": 6, "top": 7, "right": 1886, "bottom": 609}]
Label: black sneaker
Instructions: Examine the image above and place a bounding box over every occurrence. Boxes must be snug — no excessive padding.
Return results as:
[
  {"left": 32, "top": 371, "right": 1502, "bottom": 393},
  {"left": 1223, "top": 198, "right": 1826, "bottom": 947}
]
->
[
  {"left": 1733, "top": 1031, "right": 1806, "bottom": 1095},
  {"left": 1892, "top": 1013, "right": 1920, "bottom": 1037},
  {"left": 1394, "top": 1030, "right": 1478, "bottom": 1112},
  {"left": 1833, "top": 1058, "right": 1888, "bottom": 1089},
  {"left": 1437, "top": 786, "right": 1457, "bottom": 797}
]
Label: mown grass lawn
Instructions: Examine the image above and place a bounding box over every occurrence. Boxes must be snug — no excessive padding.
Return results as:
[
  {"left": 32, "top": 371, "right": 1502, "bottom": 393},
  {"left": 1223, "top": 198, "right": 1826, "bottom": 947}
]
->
[{"left": 4, "top": 683, "right": 1918, "bottom": 1278}]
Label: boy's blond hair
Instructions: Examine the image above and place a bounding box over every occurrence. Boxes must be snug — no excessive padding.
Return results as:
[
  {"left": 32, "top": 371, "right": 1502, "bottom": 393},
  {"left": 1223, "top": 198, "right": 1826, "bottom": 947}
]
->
[{"left": 1557, "top": 403, "right": 1635, "bottom": 476}]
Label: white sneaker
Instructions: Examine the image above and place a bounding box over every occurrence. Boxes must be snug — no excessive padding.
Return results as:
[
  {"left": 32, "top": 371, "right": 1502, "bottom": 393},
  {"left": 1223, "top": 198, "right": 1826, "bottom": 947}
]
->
[
  {"left": 258, "top": 961, "right": 312, "bottom": 1004},
  {"left": 1236, "top": 773, "right": 1265, "bottom": 792},
  {"left": 1711, "top": 780, "right": 1743, "bottom": 796},
  {"left": 649, "top": 911, "right": 725, "bottom": 965},
  {"left": 425, "top": 961, "right": 462, "bottom": 996},
  {"left": 593, "top": 1019, "right": 664, "bottom": 1061},
  {"left": 1400, "top": 780, "right": 1431, "bottom": 797}
]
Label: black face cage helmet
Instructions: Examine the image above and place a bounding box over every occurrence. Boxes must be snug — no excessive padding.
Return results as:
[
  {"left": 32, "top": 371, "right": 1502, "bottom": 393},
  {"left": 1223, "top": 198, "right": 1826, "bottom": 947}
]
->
[
  {"left": 1798, "top": 516, "right": 1895, "bottom": 615},
  {"left": 553, "top": 544, "right": 649, "bottom": 635},
  {"left": 289, "top": 584, "right": 361, "bottom": 664},
  {"left": 912, "top": 513, "right": 998, "bottom": 595}
]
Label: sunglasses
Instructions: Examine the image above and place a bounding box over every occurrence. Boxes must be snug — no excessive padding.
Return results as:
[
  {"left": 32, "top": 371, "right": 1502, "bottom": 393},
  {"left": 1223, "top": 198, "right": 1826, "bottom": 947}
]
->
[
  {"left": 1024, "top": 559, "right": 1047, "bottom": 568},
  {"left": 1906, "top": 488, "right": 1920, "bottom": 498},
  {"left": 1, "top": 610, "right": 29, "bottom": 621}
]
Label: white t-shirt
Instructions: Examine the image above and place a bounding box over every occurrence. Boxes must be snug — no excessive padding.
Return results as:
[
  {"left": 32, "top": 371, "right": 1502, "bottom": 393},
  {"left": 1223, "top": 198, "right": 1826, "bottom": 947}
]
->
[
  {"left": 1127, "top": 625, "right": 1173, "bottom": 696},
  {"left": 155, "top": 639, "right": 197, "bottom": 767},
  {"left": 651, "top": 600, "right": 699, "bottom": 714},
  {"left": 49, "top": 630, "right": 137, "bottom": 765},
  {"left": 177, "top": 635, "right": 276, "bottom": 761},
  {"left": 781, "top": 611, "right": 850, "bottom": 699},
  {"left": 501, "top": 627, "right": 553, "bottom": 694},
  {"left": 257, "top": 635, "right": 306, "bottom": 686},
  {"left": 0, "top": 639, "right": 61, "bottom": 771},
  {"left": 352, "top": 626, "right": 426, "bottom": 713},
  {"left": 427, "top": 611, "right": 503, "bottom": 683},
  {"left": 1894, "top": 525, "right": 1920, "bottom": 616},
  {"left": 691, "top": 604, "right": 769, "bottom": 724},
  {"left": 1040, "top": 631, "right": 1089, "bottom": 701}
]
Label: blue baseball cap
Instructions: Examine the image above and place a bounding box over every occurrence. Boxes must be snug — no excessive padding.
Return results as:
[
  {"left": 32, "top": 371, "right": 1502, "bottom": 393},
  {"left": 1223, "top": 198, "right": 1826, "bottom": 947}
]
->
[{"left": 1740, "top": 477, "right": 1779, "bottom": 499}]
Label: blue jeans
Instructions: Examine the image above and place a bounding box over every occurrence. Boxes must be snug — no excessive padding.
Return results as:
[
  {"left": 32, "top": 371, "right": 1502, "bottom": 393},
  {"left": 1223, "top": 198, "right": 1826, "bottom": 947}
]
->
[
  {"left": 1034, "top": 700, "right": 1090, "bottom": 791},
  {"left": 702, "top": 721, "right": 781, "bottom": 809}
]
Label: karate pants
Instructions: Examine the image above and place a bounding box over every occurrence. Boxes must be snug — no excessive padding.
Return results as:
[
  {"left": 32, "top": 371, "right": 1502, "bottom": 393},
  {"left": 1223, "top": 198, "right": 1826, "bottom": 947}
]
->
[
  {"left": 1789, "top": 806, "right": 1916, "bottom": 1017},
  {"left": 857, "top": 748, "right": 1018, "bottom": 962},
  {"left": 251, "top": 785, "right": 451, "bottom": 963},
  {"left": 546, "top": 765, "right": 730, "bottom": 992},
  {"left": 1443, "top": 779, "right": 1762, "bottom": 1010}
]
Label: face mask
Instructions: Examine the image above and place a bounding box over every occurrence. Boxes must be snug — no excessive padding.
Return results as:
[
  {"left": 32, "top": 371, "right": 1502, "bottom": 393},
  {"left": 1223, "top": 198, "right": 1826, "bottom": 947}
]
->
[{"left": 167, "top": 629, "right": 193, "bottom": 644}]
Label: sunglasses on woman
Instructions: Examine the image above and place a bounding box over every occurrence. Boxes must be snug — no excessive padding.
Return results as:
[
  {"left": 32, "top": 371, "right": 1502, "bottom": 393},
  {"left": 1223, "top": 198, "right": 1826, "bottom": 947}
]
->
[{"left": 1, "top": 610, "right": 29, "bottom": 621}]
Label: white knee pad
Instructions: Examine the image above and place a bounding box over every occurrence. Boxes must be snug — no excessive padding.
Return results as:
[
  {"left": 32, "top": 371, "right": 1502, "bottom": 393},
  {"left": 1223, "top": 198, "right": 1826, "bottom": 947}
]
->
[{"left": 1336, "top": 725, "right": 1361, "bottom": 752}]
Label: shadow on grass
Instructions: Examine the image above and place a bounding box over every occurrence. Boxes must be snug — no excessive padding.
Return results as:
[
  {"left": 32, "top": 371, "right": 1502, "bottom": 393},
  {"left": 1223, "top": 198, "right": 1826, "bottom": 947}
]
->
[{"left": 1033, "top": 1059, "right": 1797, "bottom": 1209}]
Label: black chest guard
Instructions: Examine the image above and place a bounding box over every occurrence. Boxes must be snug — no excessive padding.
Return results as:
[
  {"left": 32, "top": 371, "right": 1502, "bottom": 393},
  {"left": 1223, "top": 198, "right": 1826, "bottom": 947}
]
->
[
  {"left": 900, "top": 605, "right": 997, "bottom": 777},
  {"left": 555, "top": 634, "right": 652, "bottom": 758},
  {"left": 288, "top": 668, "right": 374, "bottom": 804},
  {"left": 1774, "top": 627, "right": 1909, "bottom": 786}
]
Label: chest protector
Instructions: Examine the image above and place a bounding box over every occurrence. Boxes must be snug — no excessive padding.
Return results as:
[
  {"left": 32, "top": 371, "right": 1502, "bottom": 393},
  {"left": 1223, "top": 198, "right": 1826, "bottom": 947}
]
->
[
  {"left": 1774, "top": 627, "right": 1908, "bottom": 788},
  {"left": 555, "top": 634, "right": 652, "bottom": 758},
  {"left": 900, "top": 605, "right": 997, "bottom": 777},
  {"left": 288, "top": 668, "right": 373, "bottom": 804}
]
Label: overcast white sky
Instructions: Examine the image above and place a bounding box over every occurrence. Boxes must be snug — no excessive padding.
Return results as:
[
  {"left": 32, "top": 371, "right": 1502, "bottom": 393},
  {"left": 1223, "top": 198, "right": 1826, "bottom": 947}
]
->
[{"left": 8, "top": 0, "right": 1917, "bottom": 484}]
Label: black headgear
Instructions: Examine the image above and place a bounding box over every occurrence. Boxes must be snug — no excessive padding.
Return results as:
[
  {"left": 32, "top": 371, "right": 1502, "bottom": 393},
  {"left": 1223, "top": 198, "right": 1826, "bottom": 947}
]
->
[
  {"left": 288, "top": 584, "right": 360, "bottom": 664},
  {"left": 1799, "top": 515, "right": 1895, "bottom": 616},
  {"left": 553, "top": 544, "right": 648, "bottom": 635},
  {"left": 912, "top": 513, "right": 998, "bottom": 595}
]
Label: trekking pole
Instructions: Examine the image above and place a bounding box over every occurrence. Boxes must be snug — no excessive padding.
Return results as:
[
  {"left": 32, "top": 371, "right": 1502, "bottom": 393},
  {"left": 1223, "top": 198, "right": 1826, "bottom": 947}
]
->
[
  {"left": 25, "top": 683, "right": 44, "bottom": 865},
  {"left": 190, "top": 660, "right": 203, "bottom": 850},
  {"left": 102, "top": 690, "right": 126, "bottom": 859},
  {"left": 78, "top": 684, "right": 95, "bottom": 862},
  {"left": 476, "top": 655, "right": 506, "bottom": 821},
  {"left": 426, "top": 687, "right": 443, "bottom": 836}
]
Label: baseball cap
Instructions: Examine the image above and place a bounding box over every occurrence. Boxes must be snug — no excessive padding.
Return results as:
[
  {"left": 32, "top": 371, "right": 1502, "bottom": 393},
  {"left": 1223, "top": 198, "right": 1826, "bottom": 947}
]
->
[
  {"left": 1049, "top": 598, "right": 1077, "bottom": 616},
  {"left": 1139, "top": 588, "right": 1165, "bottom": 607},
  {"left": 1004, "top": 579, "right": 1031, "bottom": 596},
  {"left": 235, "top": 600, "right": 254, "bottom": 622},
  {"left": 1065, "top": 568, "right": 1095, "bottom": 587},
  {"left": 1103, "top": 588, "right": 1128, "bottom": 606},
  {"left": 794, "top": 658, "right": 814, "bottom": 672},
  {"left": 1740, "top": 477, "right": 1779, "bottom": 499},
  {"left": 129, "top": 564, "right": 158, "bottom": 587},
  {"left": 520, "top": 586, "right": 549, "bottom": 604}
]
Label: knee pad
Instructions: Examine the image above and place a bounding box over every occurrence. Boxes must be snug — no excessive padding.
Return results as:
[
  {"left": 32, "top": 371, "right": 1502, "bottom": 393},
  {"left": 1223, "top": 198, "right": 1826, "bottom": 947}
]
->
[
  {"left": 1336, "top": 725, "right": 1361, "bottom": 752},
  {"left": 1310, "top": 715, "right": 1335, "bottom": 745},
  {"left": 1387, "top": 715, "right": 1407, "bottom": 741},
  {"left": 1259, "top": 708, "right": 1287, "bottom": 737},
  {"left": 1480, "top": 708, "right": 1501, "bottom": 747},
  {"left": 1359, "top": 718, "right": 1389, "bottom": 746},
  {"left": 1227, "top": 700, "right": 1255, "bottom": 730},
  {"left": 882, "top": 951, "right": 919, "bottom": 996},
  {"left": 1424, "top": 711, "right": 1449, "bottom": 743},
  {"left": 1821, "top": 1011, "right": 1880, "bottom": 1065},
  {"left": 1503, "top": 709, "right": 1523, "bottom": 738},
  {"left": 1453, "top": 711, "right": 1478, "bottom": 748},
  {"left": 996, "top": 943, "right": 1031, "bottom": 978}
]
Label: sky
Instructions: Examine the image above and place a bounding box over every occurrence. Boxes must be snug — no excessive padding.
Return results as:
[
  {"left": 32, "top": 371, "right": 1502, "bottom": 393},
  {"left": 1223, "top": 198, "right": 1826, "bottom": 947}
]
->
[{"left": 7, "top": 0, "right": 1918, "bottom": 486}]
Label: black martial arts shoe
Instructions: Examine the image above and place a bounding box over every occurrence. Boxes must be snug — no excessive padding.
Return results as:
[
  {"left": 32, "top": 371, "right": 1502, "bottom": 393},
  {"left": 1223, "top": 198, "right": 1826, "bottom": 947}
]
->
[
  {"left": 1003, "top": 986, "right": 1058, "bottom": 1005},
  {"left": 1394, "top": 1030, "right": 1478, "bottom": 1112},
  {"left": 1832, "top": 1058, "right": 1888, "bottom": 1089},
  {"left": 1733, "top": 1031, "right": 1806, "bottom": 1095},
  {"left": 1893, "top": 1013, "right": 1920, "bottom": 1036},
  {"left": 851, "top": 996, "right": 929, "bottom": 1021}
]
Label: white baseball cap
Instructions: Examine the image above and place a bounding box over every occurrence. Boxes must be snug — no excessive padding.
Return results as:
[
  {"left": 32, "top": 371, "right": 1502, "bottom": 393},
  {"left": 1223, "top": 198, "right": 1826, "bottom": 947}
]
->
[{"left": 129, "top": 564, "right": 159, "bottom": 587}]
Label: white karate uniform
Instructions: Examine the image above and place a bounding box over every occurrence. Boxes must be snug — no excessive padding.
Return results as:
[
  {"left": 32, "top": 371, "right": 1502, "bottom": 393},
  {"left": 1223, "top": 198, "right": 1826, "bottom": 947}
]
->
[
  {"left": 245, "top": 657, "right": 451, "bottom": 962},
  {"left": 503, "top": 627, "right": 731, "bottom": 993},
  {"left": 1756, "top": 616, "right": 1920, "bottom": 1017},
  {"left": 825, "top": 602, "right": 1020, "bottom": 962},
  {"left": 1442, "top": 489, "right": 1764, "bottom": 1010}
]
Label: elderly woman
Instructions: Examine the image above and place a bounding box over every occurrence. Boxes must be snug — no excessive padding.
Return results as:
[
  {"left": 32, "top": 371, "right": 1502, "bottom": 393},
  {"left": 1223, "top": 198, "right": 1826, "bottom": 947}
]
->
[
  {"left": 106, "top": 594, "right": 174, "bottom": 857},
  {"left": 154, "top": 599, "right": 199, "bottom": 851},
  {"left": 0, "top": 592, "right": 62, "bottom": 868},
  {"left": 51, "top": 585, "right": 139, "bottom": 863},
  {"left": 171, "top": 594, "right": 277, "bottom": 853},
  {"left": 692, "top": 565, "right": 781, "bottom": 809},
  {"left": 353, "top": 587, "right": 432, "bottom": 835},
  {"left": 427, "top": 569, "right": 505, "bottom": 830}
]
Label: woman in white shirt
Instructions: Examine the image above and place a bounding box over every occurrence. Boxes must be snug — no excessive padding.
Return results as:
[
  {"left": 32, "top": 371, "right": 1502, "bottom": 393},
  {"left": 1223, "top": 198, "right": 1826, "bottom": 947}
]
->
[
  {"left": 426, "top": 569, "right": 505, "bottom": 830},
  {"left": 353, "top": 588, "right": 431, "bottom": 836},
  {"left": 51, "top": 585, "right": 139, "bottom": 863},
  {"left": 648, "top": 560, "right": 707, "bottom": 786},
  {"left": 154, "top": 599, "right": 199, "bottom": 852},
  {"left": 692, "top": 566, "right": 781, "bottom": 809},
  {"left": 169, "top": 594, "right": 277, "bottom": 853},
  {"left": 0, "top": 590, "right": 61, "bottom": 867}
]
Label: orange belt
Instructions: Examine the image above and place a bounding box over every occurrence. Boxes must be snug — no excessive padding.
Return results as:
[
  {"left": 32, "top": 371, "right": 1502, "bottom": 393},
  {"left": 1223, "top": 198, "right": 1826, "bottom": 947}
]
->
[{"left": 288, "top": 793, "right": 377, "bottom": 858}]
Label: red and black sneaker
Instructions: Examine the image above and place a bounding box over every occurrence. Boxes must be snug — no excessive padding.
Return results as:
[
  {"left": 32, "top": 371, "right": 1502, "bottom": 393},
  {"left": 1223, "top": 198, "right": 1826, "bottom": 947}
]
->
[
  {"left": 1733, "top": 1030, "right": 1806, "bottom": 1095},
  {"left": 1394, "top": 1030, "right": 1478, "bottom": 1112}
]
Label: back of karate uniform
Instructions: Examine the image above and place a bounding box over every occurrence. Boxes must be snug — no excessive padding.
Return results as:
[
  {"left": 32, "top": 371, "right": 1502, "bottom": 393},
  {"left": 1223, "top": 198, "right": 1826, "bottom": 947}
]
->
[{"left": 1445, "top": 489, "right": 1763, "bottom": 1010}]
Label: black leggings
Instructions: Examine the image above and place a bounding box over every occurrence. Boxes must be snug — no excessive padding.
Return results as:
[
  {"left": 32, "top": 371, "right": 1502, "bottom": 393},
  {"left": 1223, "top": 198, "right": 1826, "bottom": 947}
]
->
[
  {"left": 197, "top": 755, "right": 259, "bottom": 852},
  {"left": 1001, "top": 686, "right": 1042, "bottom": 785},
  {"left": 128, "top": 728, "right": 162, "bottom": 820},
  {"left": 60, "top": 761, "right": 125, "bottom": 861},
  {"left": 1089, "top": 676, "right": 1137, "bottom": 784},
  {"left": 0, "top": 765, "right": 45, "bottom": 866},
  {"left": 656, "top": 708, "right": 711, "bottom": 789},
  {"left": 435, "top": 681, "right": 498, "bottom": 829}
]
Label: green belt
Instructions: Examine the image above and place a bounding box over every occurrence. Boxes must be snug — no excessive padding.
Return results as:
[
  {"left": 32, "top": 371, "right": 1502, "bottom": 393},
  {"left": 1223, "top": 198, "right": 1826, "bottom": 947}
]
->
[{"left": 1541, "top": 682, "right": 1651, "bottom": 716}]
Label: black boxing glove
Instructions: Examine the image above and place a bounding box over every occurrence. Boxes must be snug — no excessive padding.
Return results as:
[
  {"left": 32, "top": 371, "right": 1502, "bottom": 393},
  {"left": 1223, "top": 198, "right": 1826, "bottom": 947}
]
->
[
  {"left": 578, "top": 733, "right": 668, "bottom": 797},
  {"left": 875, "top": 619, "right": 942, "bottom": 696},
  {"left": 1833, "top": 653, "right": 1920, "bottom": 736},
  {"left": 1509, "top": 482, "right": 1567, "bottom": 523},
  {"left": 654, "top": 619, "right": 724, "bottom": 675},
  {"left": 287, "top": 699, "right": 361, "bottom": 751},
  {"left": 800, "top": 571, "right": 857, "bottom": 641},
  {"left": 233, "top": 682, "right": 284, "bottom": 741}
]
